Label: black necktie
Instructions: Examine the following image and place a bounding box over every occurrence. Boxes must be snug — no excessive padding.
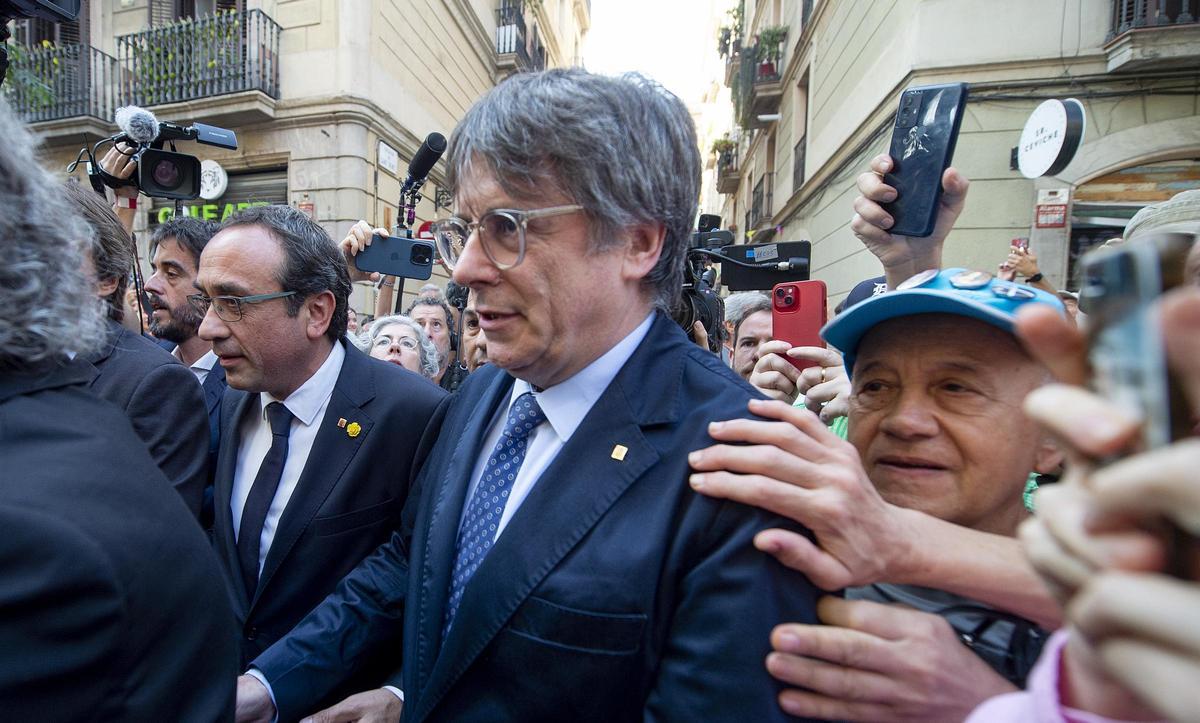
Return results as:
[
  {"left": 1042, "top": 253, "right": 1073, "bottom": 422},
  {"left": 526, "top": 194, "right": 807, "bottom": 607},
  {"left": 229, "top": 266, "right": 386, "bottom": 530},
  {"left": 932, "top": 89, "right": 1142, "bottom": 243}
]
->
[{"left": 237, "top": 401, "right": 294, "bottom": 600}]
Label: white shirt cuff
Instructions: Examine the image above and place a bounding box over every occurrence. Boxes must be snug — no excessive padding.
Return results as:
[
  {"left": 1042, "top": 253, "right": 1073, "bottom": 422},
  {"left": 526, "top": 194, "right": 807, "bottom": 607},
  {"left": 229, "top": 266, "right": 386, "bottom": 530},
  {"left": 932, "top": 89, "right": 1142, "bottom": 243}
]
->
[
  {"left": 383, "top": 685, "right": 405, "bottom": 702},
  {"left": 245, "top": 668, "right": 279, "bottom": 723}
]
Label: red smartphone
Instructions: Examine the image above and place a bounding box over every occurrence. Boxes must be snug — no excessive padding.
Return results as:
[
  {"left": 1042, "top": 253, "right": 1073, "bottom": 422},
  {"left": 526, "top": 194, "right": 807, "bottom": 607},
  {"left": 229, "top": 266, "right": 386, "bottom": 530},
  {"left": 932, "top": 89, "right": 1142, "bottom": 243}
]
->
[
  {"left": 1012, "top": 237, "right": 1030, "bottom": 252},
  {"left": 771, "top": 280, "right": 828, "bottom": 372}
]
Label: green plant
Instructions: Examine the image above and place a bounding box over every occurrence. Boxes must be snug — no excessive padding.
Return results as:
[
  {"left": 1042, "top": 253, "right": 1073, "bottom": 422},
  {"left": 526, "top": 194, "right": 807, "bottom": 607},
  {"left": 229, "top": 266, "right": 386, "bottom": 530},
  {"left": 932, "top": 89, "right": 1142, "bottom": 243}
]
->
[
  {"left": 757, "top": 25, "right": 787, "bottom": 62},
  {"left": 711, "top": 137, "right": 735, "bottom": 155},
  {"left": 2, "top": 41, "right": 60, "bottom": 113},
  {"left": 127, "top": 9, "right": 242, "bottom": 105}
]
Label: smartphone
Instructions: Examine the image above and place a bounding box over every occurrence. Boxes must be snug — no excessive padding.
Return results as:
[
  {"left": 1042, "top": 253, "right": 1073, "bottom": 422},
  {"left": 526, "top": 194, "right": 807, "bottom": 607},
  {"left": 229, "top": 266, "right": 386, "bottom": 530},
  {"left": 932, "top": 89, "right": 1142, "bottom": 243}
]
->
[
  {"left": 771, "top": 280, "right": 827, "bottom": 372},
  {"left": 1080, "top": 232, "right": 1198, "bottom": 576},
  {"left": 882, "top": 82, "right": 969, "bottom": 238},
  {"left": 1012, "top": 237, "right": 1030, "bottom": 252},
  {"left": 354, "top": 233, "right": 435, "bottom": 281}
]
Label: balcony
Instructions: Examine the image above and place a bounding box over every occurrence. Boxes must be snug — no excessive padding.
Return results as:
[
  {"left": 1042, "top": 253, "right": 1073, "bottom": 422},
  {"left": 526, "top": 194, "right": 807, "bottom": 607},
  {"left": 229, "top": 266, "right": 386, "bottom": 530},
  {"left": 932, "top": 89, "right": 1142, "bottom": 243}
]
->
[
  {"left": 736, "top": 40, "right": 784, "bottom": 129},
  {"left": 717, "top": 146, "right": 740, "bottom": 194},
  {"left": 495, "top": 2, "right": 545, "bottom": 75},
  {"left": 1105, "top": 0, "right": 1200, "bottom": 72},
  {"left": 116, "top": 8, "right": 280, "bottom": 125},
  {"left": 4, "top": 43, "right": 119, "bottom": 141},
  {"left": 749, "top": 172, "right": 774, "bottom": 229}
]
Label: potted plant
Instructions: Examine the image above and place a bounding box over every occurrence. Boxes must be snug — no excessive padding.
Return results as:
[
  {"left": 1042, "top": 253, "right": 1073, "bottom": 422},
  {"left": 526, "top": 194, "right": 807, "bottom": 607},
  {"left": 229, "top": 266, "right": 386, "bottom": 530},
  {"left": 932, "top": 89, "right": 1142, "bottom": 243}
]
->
[
  {"left": 756, "top": 25, "right": 787, "bottom": 77},
  {"left": 711, "top": 137, "right": 735, "bottom": 155}
]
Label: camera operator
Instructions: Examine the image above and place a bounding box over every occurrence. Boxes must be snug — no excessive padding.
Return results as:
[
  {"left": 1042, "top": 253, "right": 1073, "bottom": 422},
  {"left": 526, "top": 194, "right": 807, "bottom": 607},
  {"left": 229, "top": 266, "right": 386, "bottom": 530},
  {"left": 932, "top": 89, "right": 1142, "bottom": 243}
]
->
[
  {"left": 63, "top": 182, "right": 210, "bottom": 521},
  {"left": 0, "top": 97, "right": 236, "bottom": 721}
]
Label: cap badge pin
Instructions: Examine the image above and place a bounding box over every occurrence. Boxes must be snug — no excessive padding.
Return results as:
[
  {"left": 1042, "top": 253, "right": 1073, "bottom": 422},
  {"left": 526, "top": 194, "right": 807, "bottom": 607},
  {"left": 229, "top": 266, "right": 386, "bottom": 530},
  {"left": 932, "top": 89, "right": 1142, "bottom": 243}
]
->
[
  {"left": 897, "top": 268, "right": 939, "bottom": 290},
  {"left": 346, "top": 422, "right": 362, "bottom": 438},
  {"left": 337, "top": 418, "right": 347, "bottom": 428},
  {"left": 992, "top": 283, "right": 1036, "bottom": 300},
  {"left": 949, "top": 270, "right": 993, "bottom": 290}
]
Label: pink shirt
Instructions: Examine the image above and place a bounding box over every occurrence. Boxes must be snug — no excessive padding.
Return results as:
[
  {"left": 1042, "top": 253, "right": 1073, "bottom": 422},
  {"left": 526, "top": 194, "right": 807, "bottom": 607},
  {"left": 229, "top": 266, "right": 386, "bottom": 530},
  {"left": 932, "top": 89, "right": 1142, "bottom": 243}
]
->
[{"left": 967, "top": 630, "right": 1165, "bottom": 723}]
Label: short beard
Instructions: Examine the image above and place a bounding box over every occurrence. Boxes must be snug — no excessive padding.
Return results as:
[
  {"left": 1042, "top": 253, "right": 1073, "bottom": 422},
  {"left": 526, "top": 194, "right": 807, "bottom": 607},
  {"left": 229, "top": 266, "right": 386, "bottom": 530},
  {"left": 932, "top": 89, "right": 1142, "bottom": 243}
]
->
[{"left": 149, "top": 303, "right": 203, "bottom": 344}]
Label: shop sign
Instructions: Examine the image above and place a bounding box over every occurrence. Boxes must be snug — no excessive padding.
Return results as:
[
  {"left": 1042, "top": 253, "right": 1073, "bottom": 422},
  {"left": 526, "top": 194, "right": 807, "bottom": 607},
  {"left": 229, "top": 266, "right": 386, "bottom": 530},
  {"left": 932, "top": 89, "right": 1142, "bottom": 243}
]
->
[
  {"left": 1017, "top": 99, "right": 1086, "bottom": 179},
  {"left": 1036, "top": 203, "right": 1068, "bottom": 228},
  {"left": 155, "top": 201, "right": 269, "bottom": 224}
]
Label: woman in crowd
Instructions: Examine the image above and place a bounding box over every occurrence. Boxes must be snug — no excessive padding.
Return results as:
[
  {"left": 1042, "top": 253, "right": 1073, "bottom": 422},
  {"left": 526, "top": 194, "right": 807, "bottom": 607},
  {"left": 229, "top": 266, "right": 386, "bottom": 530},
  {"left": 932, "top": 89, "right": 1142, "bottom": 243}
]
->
[{"left": 364, "top": 314, "right": 440, "bottom": 381}]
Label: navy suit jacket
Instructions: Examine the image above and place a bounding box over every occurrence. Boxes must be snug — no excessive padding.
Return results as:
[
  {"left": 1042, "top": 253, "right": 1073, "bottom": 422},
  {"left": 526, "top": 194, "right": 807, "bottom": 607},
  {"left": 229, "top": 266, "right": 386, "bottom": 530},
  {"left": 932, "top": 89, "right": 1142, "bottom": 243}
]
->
[
  {"left": 0, "top": 362, "right": 236, "bottom": 721},
  {"left": 85, "top": 320, "right": 210, "bottom": 519},
  {"left": 256, "top": 314, "right": 823, "bottom": 722},
  {"left": 212, "top": 340, "right": 446, "bottom": 670}
]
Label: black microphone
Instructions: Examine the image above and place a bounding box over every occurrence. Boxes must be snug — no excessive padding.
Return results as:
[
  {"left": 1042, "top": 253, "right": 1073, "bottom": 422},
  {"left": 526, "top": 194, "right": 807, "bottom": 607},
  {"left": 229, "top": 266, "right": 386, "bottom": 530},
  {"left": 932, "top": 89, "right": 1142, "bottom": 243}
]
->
[{"left": 402, "top": 132, "right": 447, "bottom": 193}]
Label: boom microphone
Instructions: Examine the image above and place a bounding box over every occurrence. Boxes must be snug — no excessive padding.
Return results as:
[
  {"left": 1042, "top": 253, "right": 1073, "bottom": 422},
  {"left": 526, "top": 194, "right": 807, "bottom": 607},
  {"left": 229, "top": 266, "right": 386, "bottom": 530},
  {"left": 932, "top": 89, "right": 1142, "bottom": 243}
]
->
[
  {"left": 402, "top": 132, "right": 447, "bottom": 193},
  {"left": 114, "top": 105, "right": 160, "bottom": 145}
]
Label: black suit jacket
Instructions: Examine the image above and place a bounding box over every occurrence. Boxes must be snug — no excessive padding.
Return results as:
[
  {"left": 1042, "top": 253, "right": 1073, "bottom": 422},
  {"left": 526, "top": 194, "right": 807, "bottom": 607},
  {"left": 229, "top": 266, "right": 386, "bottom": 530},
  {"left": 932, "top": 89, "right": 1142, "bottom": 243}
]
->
[
  {"left": 256, "top": 313, "right": 823, "bottom": 722},
  {"left": 0, "top": 362, "right": 237, "bottom": 721},
  {"left": 212, "top": 340, "right": 446, "bottom": 669},
  {"left": 86, "top": 319, "right": 210, "bottom": 519}
]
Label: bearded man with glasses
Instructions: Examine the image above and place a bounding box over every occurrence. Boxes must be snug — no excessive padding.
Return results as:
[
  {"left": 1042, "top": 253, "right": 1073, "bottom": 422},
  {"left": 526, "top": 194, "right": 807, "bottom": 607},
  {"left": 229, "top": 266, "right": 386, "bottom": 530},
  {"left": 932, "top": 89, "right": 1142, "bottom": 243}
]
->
[
  {"left": 237, "top": 69, "right": 822, "bottom": 723},
  {"left": 194, "top": 204, "right": 446, "bottom": 678}
]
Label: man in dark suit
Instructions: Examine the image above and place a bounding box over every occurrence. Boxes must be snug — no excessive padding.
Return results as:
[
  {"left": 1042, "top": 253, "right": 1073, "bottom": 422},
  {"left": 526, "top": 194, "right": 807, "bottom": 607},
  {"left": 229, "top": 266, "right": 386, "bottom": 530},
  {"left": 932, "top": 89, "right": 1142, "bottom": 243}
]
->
[
  {"left": 63, "top": 182, "right": 211, "bottom": 520},
  {"left": 238, "top": 69, "right": 822, "bottom": 723},
  {"left": 0, "top": 99, "right": 236, "bottom": 720},
  {"left": 196, "top": 205, "right": 446, "bottom": 672}
]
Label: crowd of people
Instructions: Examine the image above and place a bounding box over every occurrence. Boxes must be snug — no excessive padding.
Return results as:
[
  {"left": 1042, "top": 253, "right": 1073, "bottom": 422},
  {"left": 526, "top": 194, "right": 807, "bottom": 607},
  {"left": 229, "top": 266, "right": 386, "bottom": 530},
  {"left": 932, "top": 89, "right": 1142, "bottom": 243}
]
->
[{"left": 1, "top": 66, "right": 1198, "bottom": 723}]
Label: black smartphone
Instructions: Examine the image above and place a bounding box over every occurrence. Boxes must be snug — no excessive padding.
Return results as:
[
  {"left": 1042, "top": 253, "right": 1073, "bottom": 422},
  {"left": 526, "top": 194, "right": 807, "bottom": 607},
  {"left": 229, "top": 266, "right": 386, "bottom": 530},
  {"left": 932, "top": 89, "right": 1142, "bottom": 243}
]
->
[
  {"left": 882, "top": 82, "right": 969, "bottom": 238},
  {"left": 1081, "top": 232, "right": 1198, "bottom": 577},
  {"left": 354, "top": 233, "right": 435, "bottom": 281}
]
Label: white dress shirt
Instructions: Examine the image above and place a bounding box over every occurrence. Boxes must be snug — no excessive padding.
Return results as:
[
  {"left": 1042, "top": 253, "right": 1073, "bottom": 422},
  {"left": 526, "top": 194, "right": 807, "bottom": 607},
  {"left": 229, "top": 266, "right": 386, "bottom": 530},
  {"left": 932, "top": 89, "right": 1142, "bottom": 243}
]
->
[
  {"left": 460, "top": 312, "right": 655, "bottom": 541},
  {"left": 173, "top": 347, "right": 220, "bottom": 386},
  {"left": 230, "top": 342, "right": 345, "bottom": 576}
]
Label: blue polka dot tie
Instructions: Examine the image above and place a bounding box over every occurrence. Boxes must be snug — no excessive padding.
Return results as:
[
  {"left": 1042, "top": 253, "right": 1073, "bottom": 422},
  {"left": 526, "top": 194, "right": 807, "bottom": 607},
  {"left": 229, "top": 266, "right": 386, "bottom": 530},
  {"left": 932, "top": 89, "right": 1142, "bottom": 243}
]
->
[{"left": 443, "top": 392, "right": 546, "bottom": 639}]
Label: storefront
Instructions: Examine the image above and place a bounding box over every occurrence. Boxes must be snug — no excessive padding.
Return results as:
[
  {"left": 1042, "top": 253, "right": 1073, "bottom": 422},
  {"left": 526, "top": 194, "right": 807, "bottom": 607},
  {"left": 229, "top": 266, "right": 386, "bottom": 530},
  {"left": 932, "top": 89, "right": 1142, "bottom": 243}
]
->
[{"left": 148, "top": 165, "right": 288, "bottom": 227}]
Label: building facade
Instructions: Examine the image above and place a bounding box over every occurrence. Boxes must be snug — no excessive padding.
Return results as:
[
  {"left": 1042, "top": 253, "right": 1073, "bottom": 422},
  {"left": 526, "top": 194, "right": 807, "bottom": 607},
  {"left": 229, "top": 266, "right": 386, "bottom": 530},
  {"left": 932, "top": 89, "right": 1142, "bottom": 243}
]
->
[
  {"left": 715, "top": 0, "right": 1200, "bottom": 304},
  {"left": 6, "top": 0, "right": 589, "bottom": 314}
]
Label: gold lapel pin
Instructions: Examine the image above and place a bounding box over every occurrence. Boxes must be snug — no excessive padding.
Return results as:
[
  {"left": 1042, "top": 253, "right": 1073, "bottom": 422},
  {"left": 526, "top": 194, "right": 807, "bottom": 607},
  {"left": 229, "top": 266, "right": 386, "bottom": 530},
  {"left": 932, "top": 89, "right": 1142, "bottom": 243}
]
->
[
  {"left": 346, "top": 422, "right": 362, "bottom": 438},
  {"left": 611, "top": 444, "right": 628, "bottom": 461},
  {"left": 337, "top": 418, "right": 347, "bottom": 428}
]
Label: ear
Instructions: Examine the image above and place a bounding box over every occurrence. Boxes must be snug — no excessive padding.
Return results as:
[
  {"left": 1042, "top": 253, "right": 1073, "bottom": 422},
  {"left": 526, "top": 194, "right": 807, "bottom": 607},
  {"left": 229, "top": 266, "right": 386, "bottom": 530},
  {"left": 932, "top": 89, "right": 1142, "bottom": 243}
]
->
[
  {"left": 96, "top": 276, "right": 120, "bottom": 298},
  {"left": 619, "top": 221, "right": 667, "bottom": 284},
  {"left": 304, "top": 290, "right": 337, "bottom": 340},
  {"left": 1032, "top": 433, "right": 1065, "bottom": 475}
]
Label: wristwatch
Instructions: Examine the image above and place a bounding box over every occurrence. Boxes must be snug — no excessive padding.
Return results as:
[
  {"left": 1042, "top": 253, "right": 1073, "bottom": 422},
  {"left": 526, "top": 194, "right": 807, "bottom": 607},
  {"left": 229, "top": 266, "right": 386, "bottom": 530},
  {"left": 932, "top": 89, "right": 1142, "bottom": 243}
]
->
[{"left": 1027, "top": 272, "right": 1044, "bottom": 283}]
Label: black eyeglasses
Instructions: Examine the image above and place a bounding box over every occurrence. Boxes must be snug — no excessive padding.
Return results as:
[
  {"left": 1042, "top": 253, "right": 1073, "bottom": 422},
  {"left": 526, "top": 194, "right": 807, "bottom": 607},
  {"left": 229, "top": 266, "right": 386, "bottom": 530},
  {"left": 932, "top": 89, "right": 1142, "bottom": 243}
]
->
[{"left": 187, "top": 291, "right": 296, "bottom": 322}]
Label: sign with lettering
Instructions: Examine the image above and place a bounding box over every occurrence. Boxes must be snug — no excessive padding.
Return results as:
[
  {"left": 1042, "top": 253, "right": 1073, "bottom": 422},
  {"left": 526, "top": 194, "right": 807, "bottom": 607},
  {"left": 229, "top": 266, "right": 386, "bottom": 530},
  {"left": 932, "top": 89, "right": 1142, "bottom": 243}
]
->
[
  {"left": 154, "top": 201, "right": 270, "bottom": 225},
  {"left": 1017, "top": 99, "right": 1086, "bottom": 179}
]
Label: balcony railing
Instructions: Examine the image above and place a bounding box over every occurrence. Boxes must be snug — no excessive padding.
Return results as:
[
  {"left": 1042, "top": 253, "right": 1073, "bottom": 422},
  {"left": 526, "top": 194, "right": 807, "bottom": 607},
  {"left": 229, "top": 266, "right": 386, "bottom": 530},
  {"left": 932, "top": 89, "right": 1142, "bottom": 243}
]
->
[
  {"left": 117, "top": 8, "right": 280, "bottom": 107},
  {"left": 735, "top": 40, "right": 785, "bottom": 129},
  {"left": 792, "top": 136, "right": 806, "bottom": 193},
  {"left": 4, "top": 44, "right": 119, "bottom": 123},
  {"left": 495, "top": 2, "right": 545, "bottom": 72},
  {"left": 750, "top": 172, "right": 774, "bottom": 228},
  {"left": 1109, "top": 0, "right": 1198, "bottom": 39},
  {"left": 717, "top": 146, "right": 740, "bottom": 194}
]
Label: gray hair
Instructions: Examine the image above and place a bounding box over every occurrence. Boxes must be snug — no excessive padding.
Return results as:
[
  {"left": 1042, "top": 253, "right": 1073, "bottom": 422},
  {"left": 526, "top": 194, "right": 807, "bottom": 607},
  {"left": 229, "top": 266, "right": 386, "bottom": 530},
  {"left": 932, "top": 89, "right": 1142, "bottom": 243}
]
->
[
  {"left": 0, "top": 99, "right": 107, "bottom": 371},
  {"left": 365, "top": 314, "right": 440, "bottom": 379},
  {"left": 723, "top": 291, "right": 771, "bottom": 328},
  {"left": 446, "top": 68, "right": 701, "bottom": 309},
  {"left": 220, "top": 205, "right": 351, "bottom": 343}
]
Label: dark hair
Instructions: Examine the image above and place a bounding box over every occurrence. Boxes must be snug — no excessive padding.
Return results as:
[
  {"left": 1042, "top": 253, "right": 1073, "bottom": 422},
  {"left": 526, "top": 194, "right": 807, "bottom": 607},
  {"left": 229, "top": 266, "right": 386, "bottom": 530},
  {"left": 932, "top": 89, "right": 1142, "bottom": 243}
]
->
[
  {"left": 734, "top": 296, "right": 772, "bottom": 345},
  {"left": 149, "top": 217, "right": 220, "bottom": 269},
  {"left": 446, "top": 68, "right": 700, "bottom": 309},
  {"left": 63, "top": 181, "right": 133, "bottom": 322},
  {"left": 220, "top": 205, "right": 351, "bottom": 342},
  {"left": 405, "top": 296, "right": 457, "bottom": 350}
]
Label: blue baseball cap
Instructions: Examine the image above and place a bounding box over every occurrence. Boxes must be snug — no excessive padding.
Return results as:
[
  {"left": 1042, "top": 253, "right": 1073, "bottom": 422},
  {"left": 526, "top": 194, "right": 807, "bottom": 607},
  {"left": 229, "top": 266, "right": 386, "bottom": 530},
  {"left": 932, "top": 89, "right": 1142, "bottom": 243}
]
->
[{"left": 821, "top": 268, "right": 1066, "bottom": 376}]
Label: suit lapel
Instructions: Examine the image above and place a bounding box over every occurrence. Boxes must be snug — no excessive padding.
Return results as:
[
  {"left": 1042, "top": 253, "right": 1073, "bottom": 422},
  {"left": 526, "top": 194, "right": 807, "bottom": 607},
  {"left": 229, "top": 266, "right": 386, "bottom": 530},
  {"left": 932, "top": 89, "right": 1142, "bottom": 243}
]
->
[
  {"left": 213, "top": 388, "right": 258, "bottom": 615},
  {"left": 250, "top": 343, "right": 376, "bottom": 610},
  {"left": 409, "top": 358, "right": 665, "bottom": 722},
  {"left": 408, "top": 369, "right": 514, "bottom": 699},
  {"left": 202, "top": 362, "right": 226, "bottom": 415}
]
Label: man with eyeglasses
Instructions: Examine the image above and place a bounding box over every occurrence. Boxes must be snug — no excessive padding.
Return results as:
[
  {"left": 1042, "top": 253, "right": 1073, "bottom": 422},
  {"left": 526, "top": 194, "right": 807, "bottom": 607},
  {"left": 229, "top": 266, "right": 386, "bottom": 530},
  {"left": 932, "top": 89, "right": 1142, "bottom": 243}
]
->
[
  {"left": 236, "top": 69, "right": 821, "bottom": 723},
  {"left": 194, "top": 204, "right": 446, "bottom": 675}
]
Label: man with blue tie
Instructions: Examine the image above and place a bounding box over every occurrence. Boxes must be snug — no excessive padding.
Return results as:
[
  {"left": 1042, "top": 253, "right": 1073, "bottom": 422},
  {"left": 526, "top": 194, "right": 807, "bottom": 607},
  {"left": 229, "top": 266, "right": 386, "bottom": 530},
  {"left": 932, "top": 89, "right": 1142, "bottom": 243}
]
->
[
  {"left": 197, "top": 205, "right": 446, "bottom": 676},
  {"left": 237, "top": 69, "right": 822, "bottom": 723}
]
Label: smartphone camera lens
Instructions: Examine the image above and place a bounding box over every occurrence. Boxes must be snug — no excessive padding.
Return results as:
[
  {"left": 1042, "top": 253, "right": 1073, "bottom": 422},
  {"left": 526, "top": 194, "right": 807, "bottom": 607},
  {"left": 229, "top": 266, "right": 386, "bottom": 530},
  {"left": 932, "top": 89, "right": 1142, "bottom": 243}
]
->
[{"left": 411, "top": 245, "right": 433, "bottom": 265}]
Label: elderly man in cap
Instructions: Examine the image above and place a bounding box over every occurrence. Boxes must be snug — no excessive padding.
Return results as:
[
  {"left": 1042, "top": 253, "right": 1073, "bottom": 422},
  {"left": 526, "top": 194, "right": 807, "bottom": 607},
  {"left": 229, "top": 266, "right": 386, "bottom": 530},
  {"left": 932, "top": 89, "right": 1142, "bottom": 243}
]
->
[{"left": 690, "top": 268, "right": 1068, "bottom": 721}]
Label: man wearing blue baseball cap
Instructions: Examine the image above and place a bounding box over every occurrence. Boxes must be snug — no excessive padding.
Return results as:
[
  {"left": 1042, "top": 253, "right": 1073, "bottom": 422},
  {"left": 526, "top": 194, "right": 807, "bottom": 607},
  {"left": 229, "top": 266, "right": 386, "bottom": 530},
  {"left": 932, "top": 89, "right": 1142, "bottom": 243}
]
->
[{"left": 689, "top": 266, "right": 1069, "bottom": 721}]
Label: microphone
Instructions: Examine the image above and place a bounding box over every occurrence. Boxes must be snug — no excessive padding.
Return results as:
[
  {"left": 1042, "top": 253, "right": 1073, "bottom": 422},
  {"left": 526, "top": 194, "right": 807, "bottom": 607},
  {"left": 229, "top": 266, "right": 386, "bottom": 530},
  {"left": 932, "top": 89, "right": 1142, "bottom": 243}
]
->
[
  {"left": 114, "top": 105, "right": 160, "bottom": 145},
  {"left": 402, "top": 132, "right": 447, "bottom": 193}
]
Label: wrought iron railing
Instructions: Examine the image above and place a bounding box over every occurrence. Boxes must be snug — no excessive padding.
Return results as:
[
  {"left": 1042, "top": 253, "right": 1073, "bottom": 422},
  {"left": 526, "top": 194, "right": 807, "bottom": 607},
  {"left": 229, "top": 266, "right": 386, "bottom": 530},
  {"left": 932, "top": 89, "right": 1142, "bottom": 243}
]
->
[
  {"left": 495, "top": 2, "right": 536, "bottom": 71},
  {"left": 750, "top": 172, "right": 773, "bottom": 228},
  {"left": 117, "top": 8, "right": 280, "bottom": 107},
  {"left": 718, "top": 146, "right": 739, "bottom": 175},
  {"left": 4, "top": 44, "right": 119, "bottom": 123},
  {"left": 1109, "top": 0, "right": 1198, "bottom": 40},
  {"left": 792, "top": 136, "right": 806, "bottom": 192}
]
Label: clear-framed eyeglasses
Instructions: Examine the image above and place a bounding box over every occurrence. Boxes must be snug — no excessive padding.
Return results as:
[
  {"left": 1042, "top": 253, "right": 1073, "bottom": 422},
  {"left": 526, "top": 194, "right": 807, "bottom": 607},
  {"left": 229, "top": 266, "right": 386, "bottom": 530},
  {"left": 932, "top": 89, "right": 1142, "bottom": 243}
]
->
[
  {"left": 187, "top": 291, "right": 296, "bottom": 322},
  {"left": 373, "top": 334, "right": 419, "bottom": 351},
  {"left": 430, "top": 204, "right": 583, "bottom": 271}
]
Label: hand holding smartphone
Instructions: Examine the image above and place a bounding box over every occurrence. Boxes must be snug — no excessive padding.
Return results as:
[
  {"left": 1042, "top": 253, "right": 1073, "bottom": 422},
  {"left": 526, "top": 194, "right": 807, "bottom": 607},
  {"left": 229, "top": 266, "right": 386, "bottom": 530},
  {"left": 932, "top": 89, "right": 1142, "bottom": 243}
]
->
[
  {"left": 771, "top": 280, "right": 828, "bottom": 372},
  {"left": 353, "top": 233, "right": 436, "bottom": 281}
]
